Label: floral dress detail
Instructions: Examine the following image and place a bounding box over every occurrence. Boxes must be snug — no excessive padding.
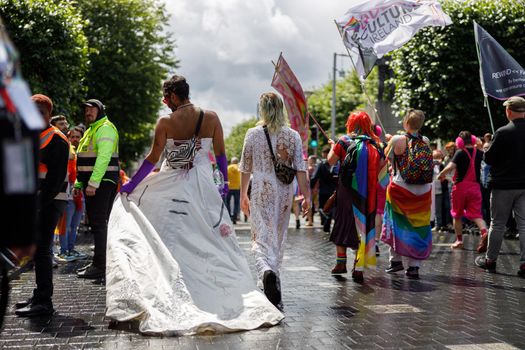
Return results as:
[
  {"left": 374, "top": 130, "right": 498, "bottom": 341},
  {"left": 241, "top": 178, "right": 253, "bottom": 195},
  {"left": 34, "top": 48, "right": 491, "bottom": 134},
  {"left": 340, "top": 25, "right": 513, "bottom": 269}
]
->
[{"left": 240, "top": 125, "right": 306, "bottom": 283}]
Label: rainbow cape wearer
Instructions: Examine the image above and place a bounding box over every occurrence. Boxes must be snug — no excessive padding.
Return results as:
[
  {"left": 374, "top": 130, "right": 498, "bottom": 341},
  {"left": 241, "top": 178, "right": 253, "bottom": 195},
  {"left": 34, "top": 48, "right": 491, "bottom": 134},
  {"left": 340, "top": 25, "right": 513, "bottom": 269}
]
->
[
  {"left": 382, "top": 182, "right": 432, "bottom": 259},
  {"left": 348, "top": 135, "right": 386, "bottom": 270}
]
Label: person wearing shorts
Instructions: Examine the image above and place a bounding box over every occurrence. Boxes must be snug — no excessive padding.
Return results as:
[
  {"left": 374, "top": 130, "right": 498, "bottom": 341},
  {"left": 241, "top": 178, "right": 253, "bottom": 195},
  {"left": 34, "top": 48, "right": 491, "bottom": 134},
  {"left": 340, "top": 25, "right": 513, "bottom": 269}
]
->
[{"left": 439, "top": 131, "right": 488, "bottom": 252}]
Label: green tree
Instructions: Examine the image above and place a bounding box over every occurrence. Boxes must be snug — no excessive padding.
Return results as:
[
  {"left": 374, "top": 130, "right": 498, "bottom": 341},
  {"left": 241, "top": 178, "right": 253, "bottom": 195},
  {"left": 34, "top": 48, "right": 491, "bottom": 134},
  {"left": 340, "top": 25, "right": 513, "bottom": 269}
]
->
[
  {"left": 77, "top": 0, "right": 177, "bottom": 164},
  {"left": 389, "top": 0, "right": 525, "bottom": 140},
  {"left": 307, "top": 68, "right": 378, "bottom": 149},
  {"left": 0, "top": 0, "right": 89, "bottom": 116},
  {"left": 225, "top": 117, "right": 257, "bottom": 160}
]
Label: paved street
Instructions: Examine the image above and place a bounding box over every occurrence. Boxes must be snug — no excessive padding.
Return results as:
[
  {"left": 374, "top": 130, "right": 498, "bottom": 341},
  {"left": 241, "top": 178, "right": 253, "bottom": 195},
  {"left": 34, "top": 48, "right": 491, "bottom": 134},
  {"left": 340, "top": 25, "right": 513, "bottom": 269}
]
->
[{"left": 2, "top": 224, "right": 525, "bottom": 349}]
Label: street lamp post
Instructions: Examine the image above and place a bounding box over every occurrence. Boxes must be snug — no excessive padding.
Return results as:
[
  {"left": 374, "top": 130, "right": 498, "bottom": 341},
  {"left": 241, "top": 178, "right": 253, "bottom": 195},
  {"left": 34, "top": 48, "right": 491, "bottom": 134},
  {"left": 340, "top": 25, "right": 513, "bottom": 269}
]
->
[
  {"left": 331, "top": 53, "right": 337, "bottom": 140},
  {"left": 331, "top": 53, "right": 351, "bottom": 140}
]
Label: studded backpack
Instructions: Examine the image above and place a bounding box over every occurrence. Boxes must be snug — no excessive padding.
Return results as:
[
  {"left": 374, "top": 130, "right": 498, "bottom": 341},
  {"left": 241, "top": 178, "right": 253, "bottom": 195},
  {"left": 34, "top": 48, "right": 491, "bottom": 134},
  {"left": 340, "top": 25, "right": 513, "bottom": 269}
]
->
[{"left": 394, "top": 133, "right": 433, "bottom": 185}]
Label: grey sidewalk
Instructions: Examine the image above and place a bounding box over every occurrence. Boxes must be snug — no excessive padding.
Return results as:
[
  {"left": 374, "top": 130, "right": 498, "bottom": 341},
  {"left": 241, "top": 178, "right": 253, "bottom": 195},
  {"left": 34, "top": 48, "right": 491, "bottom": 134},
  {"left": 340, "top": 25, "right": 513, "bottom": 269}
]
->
[{"left": 2, "top": 226, "right": 524, "bottom": 349}]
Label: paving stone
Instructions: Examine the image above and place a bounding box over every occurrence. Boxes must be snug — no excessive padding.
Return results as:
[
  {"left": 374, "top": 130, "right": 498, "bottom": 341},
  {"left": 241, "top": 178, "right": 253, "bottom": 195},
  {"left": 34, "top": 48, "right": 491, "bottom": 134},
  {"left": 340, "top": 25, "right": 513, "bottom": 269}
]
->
[{"left": 2, "top": 227, "right": 525, "bottom": 349}]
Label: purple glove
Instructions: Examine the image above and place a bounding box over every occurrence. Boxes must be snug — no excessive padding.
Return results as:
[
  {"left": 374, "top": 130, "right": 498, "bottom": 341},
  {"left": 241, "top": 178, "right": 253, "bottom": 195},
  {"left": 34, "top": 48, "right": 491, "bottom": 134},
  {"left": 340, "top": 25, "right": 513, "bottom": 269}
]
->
[
  {"left": 120, "top": 159, "right": 155, "bottom": 194},
  {"left": 216, "top": 154, "right": 229, "bottom": 199}
]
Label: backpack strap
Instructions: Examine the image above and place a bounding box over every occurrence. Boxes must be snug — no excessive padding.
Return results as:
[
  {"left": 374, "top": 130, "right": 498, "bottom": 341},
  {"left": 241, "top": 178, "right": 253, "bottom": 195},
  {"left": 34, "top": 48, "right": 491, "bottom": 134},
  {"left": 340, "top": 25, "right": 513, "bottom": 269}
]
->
[
  {"left": 194, "top": 109, "right": 204, "bottom": 137},
  {"left": 262, "top": 125, "right": 277, "bottom": 163}
]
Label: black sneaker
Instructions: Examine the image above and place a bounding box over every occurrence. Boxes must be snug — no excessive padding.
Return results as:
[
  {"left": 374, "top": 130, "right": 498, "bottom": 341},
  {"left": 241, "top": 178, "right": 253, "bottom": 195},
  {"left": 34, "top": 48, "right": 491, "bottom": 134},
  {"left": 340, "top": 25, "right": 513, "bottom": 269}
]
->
[
  {"left": 517, "top": 263, "right": 525, "bottom": 278},
  {"left": 385, "top": 261, "right": 404, "bottom": 273},
  {"left": 475, "top": 255, "right": 496, "bottom": 272},
  {"left": 76, "top": 262, "right": 92, "bottom": 273},
  {"left": 296, "top": 219, "right": 300, "bottom": 229},
  {"left": 405, "top": 266, "right": 419, "bottom": 279},
  {"left": 15, "top": 297, "right": 33, "bottom": 310},
  {"left": 77, "top": 265, "right": 105, "bottom": 279},
  {"left": 15, "top": 302, "right": 54, "bottom": 317},
  {"left": 323, "top": 220, "right": 331, "bottom": 233},
  {"left": 263, "top": 270, "right": 281, "bottom": 308}
]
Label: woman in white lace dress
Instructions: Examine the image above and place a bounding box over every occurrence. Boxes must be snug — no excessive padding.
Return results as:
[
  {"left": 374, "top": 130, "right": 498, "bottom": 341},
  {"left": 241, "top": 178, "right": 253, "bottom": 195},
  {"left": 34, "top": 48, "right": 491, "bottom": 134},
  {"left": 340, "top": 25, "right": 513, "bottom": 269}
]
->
[
  {"left": 240, "top": 92, "right": 310, "bottom": 309},
  {"left": 105, "top": 76, "right": 283, "bottom": 335}
]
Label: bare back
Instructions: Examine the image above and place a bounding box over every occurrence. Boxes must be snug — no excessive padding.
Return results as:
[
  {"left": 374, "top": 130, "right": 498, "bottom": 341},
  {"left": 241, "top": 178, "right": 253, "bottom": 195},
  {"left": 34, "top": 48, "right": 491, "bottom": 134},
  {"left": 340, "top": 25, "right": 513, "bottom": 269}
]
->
[
  {"left": 163, "top": 107, "right": 217, "bottom": 140},
  {"left": 146, "top": 105, "right": 225, "bottom": 164}
]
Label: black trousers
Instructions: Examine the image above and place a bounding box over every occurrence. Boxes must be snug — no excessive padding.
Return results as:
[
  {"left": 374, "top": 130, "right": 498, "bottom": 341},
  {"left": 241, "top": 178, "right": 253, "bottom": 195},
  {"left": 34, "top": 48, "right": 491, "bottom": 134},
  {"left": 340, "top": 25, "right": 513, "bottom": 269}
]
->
[
  {"left": 319, "top": 193, "right": 332, "bottom": 227},
  {"left": 481, "top": 187, "right": 491, "bottom": 227},
  {"left": 33, "top": 200, "right": 66, "bottom": 304},
  {"left": 84, "top": 181, "right": 117, "bottom": 269}
]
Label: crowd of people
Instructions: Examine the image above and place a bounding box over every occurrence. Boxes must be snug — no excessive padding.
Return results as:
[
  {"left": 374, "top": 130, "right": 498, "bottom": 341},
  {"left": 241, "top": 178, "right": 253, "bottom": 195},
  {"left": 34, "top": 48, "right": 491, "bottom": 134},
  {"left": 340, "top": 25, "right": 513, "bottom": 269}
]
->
[
  {"left": 11, "top": 75, "right": 525, "bottom": 336},
  {"left": 14, "top": 94, "right": 122, "bottom": 317}
]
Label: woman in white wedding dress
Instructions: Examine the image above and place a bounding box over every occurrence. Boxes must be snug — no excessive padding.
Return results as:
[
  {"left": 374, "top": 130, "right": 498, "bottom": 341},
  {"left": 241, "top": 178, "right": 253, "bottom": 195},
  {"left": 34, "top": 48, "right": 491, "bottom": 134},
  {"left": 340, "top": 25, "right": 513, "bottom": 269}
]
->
[{"left": 105, "top": 75, "right": 283, "bottom": 336}]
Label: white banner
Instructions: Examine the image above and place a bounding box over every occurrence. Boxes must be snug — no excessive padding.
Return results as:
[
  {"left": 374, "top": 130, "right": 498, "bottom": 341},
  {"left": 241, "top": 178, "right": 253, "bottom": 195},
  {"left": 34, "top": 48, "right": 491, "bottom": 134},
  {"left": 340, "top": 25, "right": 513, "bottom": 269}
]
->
[{"left": 336, "top": 0, "right": 452, "bottom": 78}]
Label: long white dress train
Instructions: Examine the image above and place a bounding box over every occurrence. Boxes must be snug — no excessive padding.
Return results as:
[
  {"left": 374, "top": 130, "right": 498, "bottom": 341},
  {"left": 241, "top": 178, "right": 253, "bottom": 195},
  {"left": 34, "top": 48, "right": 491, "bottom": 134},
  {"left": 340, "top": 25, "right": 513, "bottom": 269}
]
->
[{"left": 105, "top": 138, "right": 284, "bottom": 335}]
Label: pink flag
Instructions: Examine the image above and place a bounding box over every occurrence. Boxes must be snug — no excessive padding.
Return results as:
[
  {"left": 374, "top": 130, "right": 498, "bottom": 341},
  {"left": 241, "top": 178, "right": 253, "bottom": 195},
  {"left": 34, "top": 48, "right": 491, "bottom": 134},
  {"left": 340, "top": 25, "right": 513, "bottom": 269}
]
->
[{"left": 271, "top": 54, "right": 309, "bottom": 158}]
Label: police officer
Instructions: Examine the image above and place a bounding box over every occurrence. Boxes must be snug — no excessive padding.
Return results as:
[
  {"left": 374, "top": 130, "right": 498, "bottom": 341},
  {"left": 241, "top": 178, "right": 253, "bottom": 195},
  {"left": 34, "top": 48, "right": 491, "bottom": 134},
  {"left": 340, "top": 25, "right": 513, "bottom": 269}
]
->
[{"left": 75, "top": 99, "right": 119, "bottom": 279}]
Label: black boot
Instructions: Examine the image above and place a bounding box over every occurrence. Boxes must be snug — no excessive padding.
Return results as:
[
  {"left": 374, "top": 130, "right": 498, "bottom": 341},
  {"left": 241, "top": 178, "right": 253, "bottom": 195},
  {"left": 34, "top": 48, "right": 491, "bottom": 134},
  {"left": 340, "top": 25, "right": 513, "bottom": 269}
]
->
[{"left": 263, "top": 270, "right": 282, "bottom": 308}]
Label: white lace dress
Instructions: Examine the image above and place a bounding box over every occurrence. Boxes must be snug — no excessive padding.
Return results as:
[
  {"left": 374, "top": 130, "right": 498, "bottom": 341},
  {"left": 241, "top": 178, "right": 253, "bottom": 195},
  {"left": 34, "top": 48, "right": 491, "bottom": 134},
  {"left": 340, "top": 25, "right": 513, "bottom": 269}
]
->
[
  {"left": 239, "top": 126, "right": 306, "bottom": 284},
  {"left": 105, "top": 138, "right": 284, "bottom": 335}
]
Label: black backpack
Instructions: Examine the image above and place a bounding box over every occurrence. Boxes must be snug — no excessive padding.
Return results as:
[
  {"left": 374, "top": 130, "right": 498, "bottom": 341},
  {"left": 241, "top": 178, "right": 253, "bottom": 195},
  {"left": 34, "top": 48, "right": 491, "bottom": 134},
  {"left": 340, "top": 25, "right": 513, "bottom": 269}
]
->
[
  {"left": 339, "top": 138, "right": 359, "bottom": 189},
  {"left": 339, "top": 137, "right": 383, "bottom": 188}
]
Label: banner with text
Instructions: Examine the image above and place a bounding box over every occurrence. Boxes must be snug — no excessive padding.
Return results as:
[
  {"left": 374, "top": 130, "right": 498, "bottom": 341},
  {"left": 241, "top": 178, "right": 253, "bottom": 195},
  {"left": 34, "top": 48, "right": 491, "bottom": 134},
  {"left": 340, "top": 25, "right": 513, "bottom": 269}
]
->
[
  {"left": 474, "top": 21, "right": 525, "bottom": 100},
  {"left": 337, "top": 0, "right": 452, "bottom": 79}
]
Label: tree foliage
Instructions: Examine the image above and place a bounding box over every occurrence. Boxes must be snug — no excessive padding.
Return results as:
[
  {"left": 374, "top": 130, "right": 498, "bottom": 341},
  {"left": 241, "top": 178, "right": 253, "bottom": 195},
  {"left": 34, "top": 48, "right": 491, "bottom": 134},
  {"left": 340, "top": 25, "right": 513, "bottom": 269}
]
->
[
  {"left": 307, "top": 68, "right": 378, "bottom": 148},
  {"left": 389, "top": 0, "right": 525, "bottom": 140},
  {"left": 0, "top": 0, "right": 89, "bottom": 116},
  {"left": 1, "top": 0, "right": 177, "bottom": 165},
  {"left": 77, "top": 0, "right": 177, "bottom": 164},
  {"left": 225, "top": 117, "right": 257, "bottom": 160}
]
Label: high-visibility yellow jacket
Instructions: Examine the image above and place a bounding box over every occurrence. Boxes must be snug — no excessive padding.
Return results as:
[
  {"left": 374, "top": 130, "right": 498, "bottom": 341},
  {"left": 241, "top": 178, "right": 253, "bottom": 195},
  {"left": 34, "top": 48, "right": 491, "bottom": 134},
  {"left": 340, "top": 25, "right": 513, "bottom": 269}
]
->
[{"left": 75, "top": 116, "right": 119, "bottom": 189}]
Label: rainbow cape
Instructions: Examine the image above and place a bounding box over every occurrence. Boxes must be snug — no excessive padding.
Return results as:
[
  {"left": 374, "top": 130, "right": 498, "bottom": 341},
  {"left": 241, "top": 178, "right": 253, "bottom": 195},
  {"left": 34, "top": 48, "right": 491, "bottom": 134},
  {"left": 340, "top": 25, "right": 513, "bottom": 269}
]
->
[
  {"left": 349, "top": 136, "right": 386, "bottom": 270},
  {"left": 382, "top": 182, "right": 432, "bottom": 259}
]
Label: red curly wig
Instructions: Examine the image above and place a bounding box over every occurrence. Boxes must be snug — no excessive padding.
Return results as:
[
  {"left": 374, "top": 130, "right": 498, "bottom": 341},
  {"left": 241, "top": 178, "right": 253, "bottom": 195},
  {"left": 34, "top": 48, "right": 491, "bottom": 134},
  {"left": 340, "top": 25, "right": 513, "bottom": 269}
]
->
[{"left": 345, "top": 111, "right": 380, "bottom": 143}]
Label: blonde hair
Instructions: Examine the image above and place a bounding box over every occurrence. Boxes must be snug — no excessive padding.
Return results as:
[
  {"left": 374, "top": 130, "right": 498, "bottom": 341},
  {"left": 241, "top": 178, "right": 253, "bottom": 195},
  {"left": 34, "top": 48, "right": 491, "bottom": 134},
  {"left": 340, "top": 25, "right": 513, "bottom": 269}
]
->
[
  {"left": 403, "top": 109, "right": 425, "bottom": 131},
  {"left": 257, "top": 92, "right": 288, "bottom": 133}
]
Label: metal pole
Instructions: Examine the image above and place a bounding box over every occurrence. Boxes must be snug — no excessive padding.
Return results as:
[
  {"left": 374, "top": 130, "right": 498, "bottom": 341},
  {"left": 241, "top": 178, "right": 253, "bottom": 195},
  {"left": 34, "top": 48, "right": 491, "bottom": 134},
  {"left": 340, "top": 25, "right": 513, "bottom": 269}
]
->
[
  {"left": 333, "top": 20, "right": 385, "bottom": 132},
  {"left": 331, "top": 52, "right": 337, "bottom": 140},
  {"left": 484, "top": 95, "right": 496, "bottom": 134},
  {"left": 473, "top": 22, "right": 496, "bottom": 134}
]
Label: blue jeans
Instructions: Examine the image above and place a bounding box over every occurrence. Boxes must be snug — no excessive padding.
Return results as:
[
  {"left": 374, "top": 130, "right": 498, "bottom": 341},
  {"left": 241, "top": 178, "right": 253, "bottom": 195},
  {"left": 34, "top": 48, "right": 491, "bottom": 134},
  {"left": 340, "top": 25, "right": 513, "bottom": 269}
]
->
[
  {"left": 227, "top": 189, "right": 240, "bottom": 220},
  {"left": 59, "top": 199, "right": 84, "bottom": 254}
]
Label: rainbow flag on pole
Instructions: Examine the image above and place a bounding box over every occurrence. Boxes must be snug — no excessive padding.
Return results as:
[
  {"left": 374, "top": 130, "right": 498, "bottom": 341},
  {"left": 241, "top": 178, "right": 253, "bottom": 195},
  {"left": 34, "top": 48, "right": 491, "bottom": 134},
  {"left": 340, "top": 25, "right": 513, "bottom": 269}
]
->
[{"left": 271, "top": 53, "right": 309, "bottom": 158}]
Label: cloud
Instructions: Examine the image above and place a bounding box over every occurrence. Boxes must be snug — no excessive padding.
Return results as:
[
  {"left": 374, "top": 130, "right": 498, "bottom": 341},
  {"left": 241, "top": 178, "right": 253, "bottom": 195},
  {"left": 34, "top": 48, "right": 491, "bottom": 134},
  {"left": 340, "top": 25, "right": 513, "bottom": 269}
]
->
[{"left": 164, "top": 0, "right": 351, "bottom": 135}]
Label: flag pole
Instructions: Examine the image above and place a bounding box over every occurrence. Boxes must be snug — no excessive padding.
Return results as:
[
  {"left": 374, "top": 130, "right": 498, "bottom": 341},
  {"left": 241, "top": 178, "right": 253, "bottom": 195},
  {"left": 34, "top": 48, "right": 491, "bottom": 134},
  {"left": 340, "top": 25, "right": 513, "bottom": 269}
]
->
[
  {"left": 483, "top": 95, "right": 495, "bottom": 134},
  {"left": 473, "top": 21, "right": 495, "bottom": 134},
  {"left": 271, "top": 58, "right": 332, "bottom": 142},
  {"left": 334, "top": 20, "right": 386, "bottom": 133},
  {"left": 308, "top": 111, "right": 331, "bottom": 141}
]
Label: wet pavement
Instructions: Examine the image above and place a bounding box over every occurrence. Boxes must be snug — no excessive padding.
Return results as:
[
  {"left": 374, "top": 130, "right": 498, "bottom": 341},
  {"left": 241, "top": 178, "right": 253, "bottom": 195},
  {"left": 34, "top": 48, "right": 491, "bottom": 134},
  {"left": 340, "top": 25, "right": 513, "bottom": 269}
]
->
[{"left": 2, "top": 223, "right": 524, "bottom": 349}]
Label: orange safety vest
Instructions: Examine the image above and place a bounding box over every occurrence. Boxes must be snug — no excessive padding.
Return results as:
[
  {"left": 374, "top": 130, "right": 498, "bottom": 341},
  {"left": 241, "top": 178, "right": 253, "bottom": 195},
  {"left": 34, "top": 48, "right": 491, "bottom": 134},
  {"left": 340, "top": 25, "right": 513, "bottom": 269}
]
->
[{"left": 39, "top": 126, "right": 70, "bottom": 201}]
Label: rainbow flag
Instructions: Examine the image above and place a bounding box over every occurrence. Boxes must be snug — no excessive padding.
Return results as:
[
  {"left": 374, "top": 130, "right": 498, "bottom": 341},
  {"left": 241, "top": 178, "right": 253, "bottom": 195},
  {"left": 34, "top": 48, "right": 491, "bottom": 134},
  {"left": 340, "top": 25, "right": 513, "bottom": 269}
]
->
[
  {"left": 342, "top": 16, "right": 360, "bottom": 32},
  {"left": 271, "top": 54, "right": 309, "bottom": 158},
  {"left": 382, "top": 182, "right": 432, "bottom": 259},
  {"left": 349, "top": 136, "right": 384, "bottom": 271}
]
